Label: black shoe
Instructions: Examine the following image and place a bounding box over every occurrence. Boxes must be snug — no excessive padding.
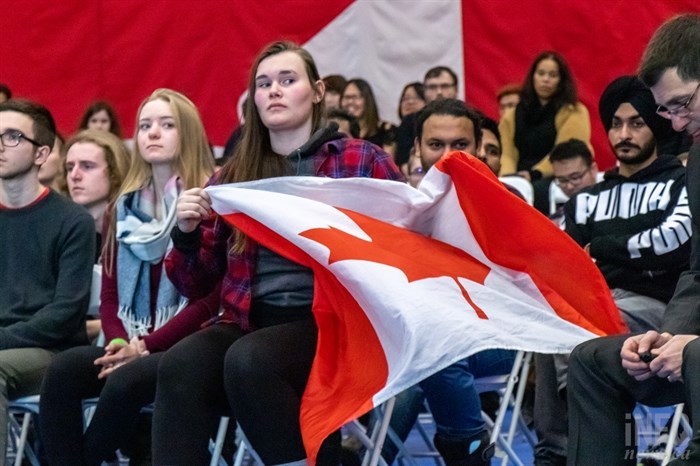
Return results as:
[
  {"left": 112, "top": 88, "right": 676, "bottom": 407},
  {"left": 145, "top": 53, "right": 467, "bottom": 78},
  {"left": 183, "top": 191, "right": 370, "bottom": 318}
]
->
[
  {"left": 434, "top": 431, "right": 495, "bottom": 466},
  {"left": 340, "top": 444, "right": 362, "bottom": 466},
  {"left": 479, "top": 392, "right": 500, "bottom": 422},
  {"left": 533, "top": 453, "right": 567, "bottom": 466}
]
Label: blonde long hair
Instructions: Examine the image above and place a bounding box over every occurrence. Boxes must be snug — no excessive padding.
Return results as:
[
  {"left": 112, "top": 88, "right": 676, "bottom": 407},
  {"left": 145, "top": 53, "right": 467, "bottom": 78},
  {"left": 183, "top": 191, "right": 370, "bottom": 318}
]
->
[
  {"left": 119, "top": 89, "right": 214, "bottom": 195},
  {"left": 104, "top": 88, "right": 215, "bottom": 272}
]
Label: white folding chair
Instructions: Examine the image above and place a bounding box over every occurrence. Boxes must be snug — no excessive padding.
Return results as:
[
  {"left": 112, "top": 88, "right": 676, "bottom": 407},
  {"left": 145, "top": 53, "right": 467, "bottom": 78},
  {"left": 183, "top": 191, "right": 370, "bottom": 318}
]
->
[
  {"left": 499, "top": 176, "right": 534, "bottom": 206},
  {"left": 475, "top": 350, "right": 534, "bottom": 466},
  {"left": 231, "top": 422, "right": 265, "bottom": 466},
  {"left": 342, "top": 397, "right": 398, "bottom": 466},
  {"left": 209, "top": 416, "right": 242, "bottom": 466},
  {"left": 88, "top": 264, "right": 103, "bottom": 317},
  {"left": 388, "top": 351, "right": 533, "bottom": 466},
  {"left": 548, "top": 181, "right": 569, "bottom": 215},
  {"left": 82, "top": 397, "right": 100, "bottom": 428},
  {"left": 209, "top": 416, "right": 266, "bottom": 466},
  {"left": 636, "top": 403, "right": 692, "bottom": 466},
  {"left": 7, "top": 395, "right": 41, "bottom": 466}
]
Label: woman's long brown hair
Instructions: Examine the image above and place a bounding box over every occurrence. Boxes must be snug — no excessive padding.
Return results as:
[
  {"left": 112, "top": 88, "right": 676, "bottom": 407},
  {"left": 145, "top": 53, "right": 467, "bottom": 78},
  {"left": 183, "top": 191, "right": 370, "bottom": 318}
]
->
[{"left": 217, "top": 40, "right": 325, "bottom": 252}]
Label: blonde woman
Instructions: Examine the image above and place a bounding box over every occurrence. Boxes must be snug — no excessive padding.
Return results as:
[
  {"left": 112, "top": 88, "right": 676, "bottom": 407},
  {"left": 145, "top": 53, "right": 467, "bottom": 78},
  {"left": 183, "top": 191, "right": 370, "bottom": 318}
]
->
[{"left": 39, "top": 89, "right": 219, "bottom": 466}]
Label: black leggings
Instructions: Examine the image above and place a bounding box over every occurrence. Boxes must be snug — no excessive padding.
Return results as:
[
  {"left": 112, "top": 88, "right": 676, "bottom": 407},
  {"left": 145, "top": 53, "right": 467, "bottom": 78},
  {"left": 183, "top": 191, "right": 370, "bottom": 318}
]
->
[
  {"left": 39, "top": 345, "right": 162, "bottom": 466},
  {"left": 153, "top": 315, "right": 340, "bottom": 465}
]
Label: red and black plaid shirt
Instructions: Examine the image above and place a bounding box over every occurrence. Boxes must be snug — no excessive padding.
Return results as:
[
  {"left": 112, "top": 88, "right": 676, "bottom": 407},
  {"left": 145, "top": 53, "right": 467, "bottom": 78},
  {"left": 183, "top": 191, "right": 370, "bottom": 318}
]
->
[{"left": 165, "top": 138, "right": 404, "bottom": 331}]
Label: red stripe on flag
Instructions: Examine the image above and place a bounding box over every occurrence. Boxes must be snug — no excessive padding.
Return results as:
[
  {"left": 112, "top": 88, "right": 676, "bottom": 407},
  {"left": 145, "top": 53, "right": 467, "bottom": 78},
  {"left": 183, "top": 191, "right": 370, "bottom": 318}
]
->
[
  {"left": 219, "top": 212, "right": 389, "bottom": 465},
  {"left": 436, "top": 152, "right": 627, "bottom": 336}
]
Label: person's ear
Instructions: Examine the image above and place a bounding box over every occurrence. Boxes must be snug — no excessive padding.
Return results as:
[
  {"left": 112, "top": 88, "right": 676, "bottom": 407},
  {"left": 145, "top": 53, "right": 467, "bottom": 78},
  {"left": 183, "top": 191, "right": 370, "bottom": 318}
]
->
[
  {"left": 313, "top": 80, "right": 325, "bottom": 104},
  {"left": 34, "top": 145, "right": 51, "bottom": 167}
]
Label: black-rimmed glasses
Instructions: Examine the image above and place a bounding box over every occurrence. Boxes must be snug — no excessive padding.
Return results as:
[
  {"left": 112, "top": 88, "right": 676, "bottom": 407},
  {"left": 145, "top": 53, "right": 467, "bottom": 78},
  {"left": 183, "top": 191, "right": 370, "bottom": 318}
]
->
[
  {"left": 425, "top": 83, "right": 456, "bottom": 92},
  {"left": 0, "top": 130, "right": 43, "bottom": 148},
  {"left": 554, "top": 166, "right": 591, "bottom": 186},
  {"left": 656, "top": 82, "right": 700, "bottom": 119}
]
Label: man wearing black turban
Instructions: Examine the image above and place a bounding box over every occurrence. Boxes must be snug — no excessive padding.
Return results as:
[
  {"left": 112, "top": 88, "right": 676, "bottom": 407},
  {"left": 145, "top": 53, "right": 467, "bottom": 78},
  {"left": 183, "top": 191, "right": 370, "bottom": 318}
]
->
[
  {"left": 567, "top": 13, "right": 700, "bottom": 466},
  {"left": 599, "top": 75, "right": 674, "bottom": 147},
  {"left": 533, "top": 74, "right": 692, "bottom": 466},
  {"left": 563, "top": 74, "right": 691, "bottom": 329}
]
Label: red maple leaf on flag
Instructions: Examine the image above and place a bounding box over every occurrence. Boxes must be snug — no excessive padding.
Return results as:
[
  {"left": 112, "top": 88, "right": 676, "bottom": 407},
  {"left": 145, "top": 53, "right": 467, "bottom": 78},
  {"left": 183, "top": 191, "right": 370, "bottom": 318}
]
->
[{"left": 300, "top": 207, "right": 491, "bottom": 319}]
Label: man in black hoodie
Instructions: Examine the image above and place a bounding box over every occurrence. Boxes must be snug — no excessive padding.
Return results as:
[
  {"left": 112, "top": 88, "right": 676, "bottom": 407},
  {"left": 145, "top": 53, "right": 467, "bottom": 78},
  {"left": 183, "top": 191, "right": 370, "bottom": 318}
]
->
[
  {"left": 533, "top": 75, "right": 692, "bottom": 466},
  {"left": 564, "top": 75, "right": 691, "bottom": 333}
]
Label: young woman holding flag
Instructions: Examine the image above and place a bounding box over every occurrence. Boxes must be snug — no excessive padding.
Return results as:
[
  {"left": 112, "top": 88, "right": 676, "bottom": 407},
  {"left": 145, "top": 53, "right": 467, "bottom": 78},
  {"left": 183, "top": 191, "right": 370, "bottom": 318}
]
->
[{"left": 154, "top": 40, "right": 403, "bottom": 465}]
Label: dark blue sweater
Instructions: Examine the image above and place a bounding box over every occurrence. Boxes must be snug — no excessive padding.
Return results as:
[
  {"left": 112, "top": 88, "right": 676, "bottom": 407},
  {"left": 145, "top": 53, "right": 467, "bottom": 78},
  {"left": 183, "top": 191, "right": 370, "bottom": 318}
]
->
[{"left": 0, "top": 190, "right": 95, "bottom": 350}]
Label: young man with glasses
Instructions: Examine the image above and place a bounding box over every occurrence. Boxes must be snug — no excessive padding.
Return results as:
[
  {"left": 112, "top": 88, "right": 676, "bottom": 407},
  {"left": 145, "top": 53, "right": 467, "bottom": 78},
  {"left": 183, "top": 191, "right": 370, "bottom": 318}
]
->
[
  {"left": 550, "top": 139, "right": 598, "bottom": 199},
  {"left": 566, "top": 14, "right": 700, "bottom": 465},
  {"left": 395, "top": 66, "right": 460, "bottom": 168},
  {"left": 548, "top": 138, "right": 598, "bottom": 228},
  {"left": 0, "top": 99, "right": 94, "bottom": 460}
]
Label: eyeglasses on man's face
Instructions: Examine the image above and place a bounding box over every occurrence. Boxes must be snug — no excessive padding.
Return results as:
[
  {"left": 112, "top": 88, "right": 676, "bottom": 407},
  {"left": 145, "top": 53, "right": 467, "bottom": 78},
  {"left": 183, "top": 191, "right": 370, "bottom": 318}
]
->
[
  {"left": 656, "top": 82, "right": 700, "bottom": 120},
  {"left": 0, "top": 130, "right": 42, "bottom": 148},
  {"left": 425, "top": 83, "right": 456, "bottom": 92},
  {"left": 554, "top": 166, "right": 591, "bottom": 186}
]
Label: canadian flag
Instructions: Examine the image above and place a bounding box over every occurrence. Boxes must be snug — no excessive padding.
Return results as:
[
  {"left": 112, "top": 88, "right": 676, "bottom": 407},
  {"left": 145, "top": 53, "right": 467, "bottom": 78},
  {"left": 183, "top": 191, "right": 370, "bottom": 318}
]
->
[{"left": 206, "top": 151, "right": 627, "bottom": 463}]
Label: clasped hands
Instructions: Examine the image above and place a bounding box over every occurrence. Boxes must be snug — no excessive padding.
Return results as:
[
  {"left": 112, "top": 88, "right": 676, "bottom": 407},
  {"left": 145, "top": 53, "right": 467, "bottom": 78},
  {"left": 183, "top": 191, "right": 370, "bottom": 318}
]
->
[
  {"left": 620, "top": 330, "right": 698, "bottom": 383},
  {"left": 94, "top": 337, "right": 150, "bottom": 379}
]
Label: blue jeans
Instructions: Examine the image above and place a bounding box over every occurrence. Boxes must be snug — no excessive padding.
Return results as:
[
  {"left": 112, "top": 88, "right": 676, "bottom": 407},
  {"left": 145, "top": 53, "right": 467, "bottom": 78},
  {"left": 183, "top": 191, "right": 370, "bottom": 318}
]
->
[
  {"left": 421, "top": 349, "right": 517, "bottom": 440},
  {"left": 382, "top": 348, "right": 517, "bottom": 462}
]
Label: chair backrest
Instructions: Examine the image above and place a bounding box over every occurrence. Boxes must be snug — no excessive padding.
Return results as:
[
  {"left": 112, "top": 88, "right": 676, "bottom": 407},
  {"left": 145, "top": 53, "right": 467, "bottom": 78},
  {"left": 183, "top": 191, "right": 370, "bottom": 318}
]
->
[
  {"left": 548, "top": 182, "right": 569, "bottom": 215},
  {"left": 88, "top": 264, "right": 102, "bottom": 317},
  {"left": 499, "top": 176, "right": 534, "bottom": 206}
]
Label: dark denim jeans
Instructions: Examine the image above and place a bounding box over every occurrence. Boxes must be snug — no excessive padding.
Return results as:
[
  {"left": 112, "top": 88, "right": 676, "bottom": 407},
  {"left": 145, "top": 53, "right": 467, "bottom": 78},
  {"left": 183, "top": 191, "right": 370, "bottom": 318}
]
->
[
  {"left": 422, "top": 349, "right": 517, "bottom": 440},
  {"left": 379, "top": 348, "right": 517, "bottom": 463}
]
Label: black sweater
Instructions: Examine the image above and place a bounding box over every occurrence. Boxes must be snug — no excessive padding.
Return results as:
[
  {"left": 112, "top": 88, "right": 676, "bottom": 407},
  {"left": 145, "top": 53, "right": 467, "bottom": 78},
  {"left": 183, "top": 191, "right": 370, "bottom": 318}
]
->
[
  {"left": 564, "top": 155, "right": 691, "bottom": 303},
  {"left": 0, "top": 190, "right": 95, "bottom": 350}
]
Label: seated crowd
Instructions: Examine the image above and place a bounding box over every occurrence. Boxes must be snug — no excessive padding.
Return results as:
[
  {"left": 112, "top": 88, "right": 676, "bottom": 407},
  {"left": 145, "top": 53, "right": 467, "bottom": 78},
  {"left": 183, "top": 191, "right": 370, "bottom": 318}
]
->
[{"left": 0, "top": 12, "right": 699, "bottom": 466}]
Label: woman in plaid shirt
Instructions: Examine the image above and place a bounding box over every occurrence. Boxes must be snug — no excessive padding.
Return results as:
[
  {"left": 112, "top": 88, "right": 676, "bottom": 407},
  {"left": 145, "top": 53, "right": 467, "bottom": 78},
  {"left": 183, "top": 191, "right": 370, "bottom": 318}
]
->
[{"left": 153, "top": 41, "right": 403, "bottom": 466}]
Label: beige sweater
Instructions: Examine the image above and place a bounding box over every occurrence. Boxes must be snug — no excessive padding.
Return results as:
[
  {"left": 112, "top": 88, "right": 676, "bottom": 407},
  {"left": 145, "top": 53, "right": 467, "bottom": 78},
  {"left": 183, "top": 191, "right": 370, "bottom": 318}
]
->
[{"left": 499, "top": 102, "right": 591, "bottom": 177}]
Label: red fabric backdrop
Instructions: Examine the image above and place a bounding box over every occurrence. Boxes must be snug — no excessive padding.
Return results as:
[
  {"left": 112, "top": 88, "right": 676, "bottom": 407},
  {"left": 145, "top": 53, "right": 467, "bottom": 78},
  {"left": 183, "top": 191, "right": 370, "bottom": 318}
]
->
[
  {"left": 1, "top": 0, "right": 698, "bottom": 169},
  {"left": 461, "top": 0, "right": 699, "bottom": 168}
]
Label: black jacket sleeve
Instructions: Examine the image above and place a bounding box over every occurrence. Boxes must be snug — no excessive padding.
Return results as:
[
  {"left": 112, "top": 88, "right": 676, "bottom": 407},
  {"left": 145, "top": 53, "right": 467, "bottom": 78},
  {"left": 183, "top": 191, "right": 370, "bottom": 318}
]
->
[{"left": 662, "top": 144, "right": 700, "bottom": 335}]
